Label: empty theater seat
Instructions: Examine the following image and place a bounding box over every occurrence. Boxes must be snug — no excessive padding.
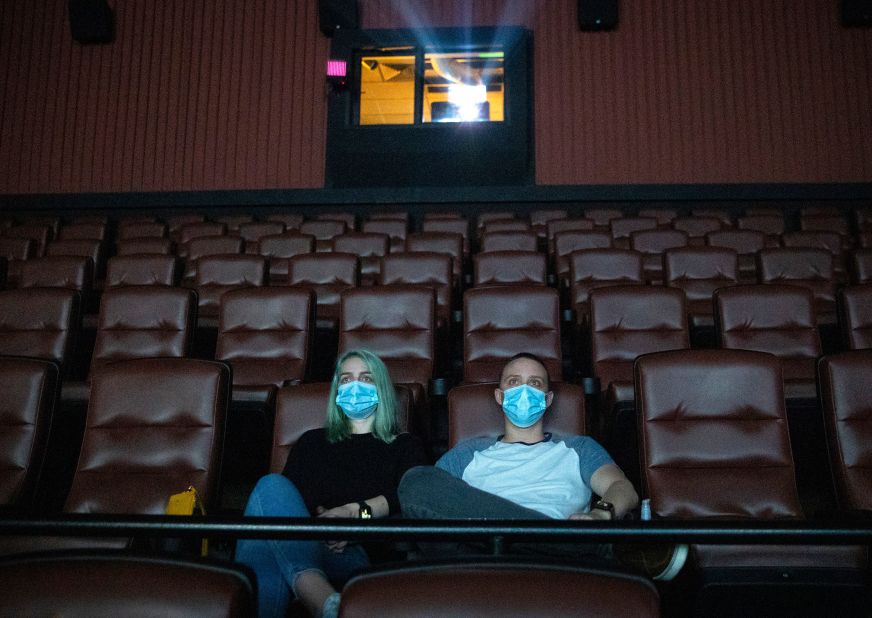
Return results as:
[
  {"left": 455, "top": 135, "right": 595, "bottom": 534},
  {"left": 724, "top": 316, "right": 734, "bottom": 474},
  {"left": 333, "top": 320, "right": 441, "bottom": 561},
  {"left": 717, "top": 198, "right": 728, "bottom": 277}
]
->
[
  {"left": 183, "top": 235, "right": 245, "bottom": 282},
  {"left": 818, "top": 350, "right": 872, "bottom": 512},
  {"left": 554, "top": 230, "right": 613, "bottom": 287},
  {"left": 257, "top": 232, "right": 315, "bottom": 284},
  {"left": 115, "top": 237, "right": 174, "bottom": 256},
  {"left": 757, "top": 248, "right": 836, "bottom": 325},
  {"left": 380, "top": 252, "right": 453, "bottom": 334},
  {"left": 838, "top": 284, "right": 872, "bottom": 350},
  {"left": 473, "top": 250, "right": 548, "bottom": 287},
  {"left": 664, "top": 246, "right": 738, "bottom": 329},
  {"left": 19, "top": 257, "right": 94, "bottom": 311},
  {"left": 479, "top": 230, "right": 539, "bottom": 253},
  {"left": 0, "top": 552, "right": 255, "bottom": 617},
  {"left": 88, "top": 286, "right": 197, "bottom": 376},
  {"left": 715, "top": 284, "right": 820, "bottom": 399},
  {"left": 58, "top": 222, "right": 107, "bottom": 242},
  {"left": 672, "top": 216, "right": 723, "bottom": 246},
  {"left": 568, "top": 248, "right": 644, "bottom": 328},
  {"left": 237, "top": 221, "right": 285, "bottom": 253},
  {"left": 0, "top": 288, "right": 81, "bottom": 373},
  {"left": 850, "top": 249, "right": 872, "bottom": 284},
  {"left": 405, "top": 232, "right": 464, "bottom": 288},
  {"left": 630, "top": 229, "right": 689, "bottom": 284},
  {"left": 610, "top": 217, "right": 658, "bottom": 250},
  {"left": 6, "top": 224, "right": 52, "bottom": 257},
  {"left": 463, "top": 285, "right": 562, "bottom": 384},
  {"left": 420, "top": 217, "right": 470, "bottom": 257},
  {"left": 104, "top": 254, "right": 180, "bottom": 287},
  {"left": 705, "top": 229, "right": 766, "bottom": 283},
  {"left": 362, "top": 219, "right": 408, "bottom": 254},
  {"left": 178, "top": 221, "right": 227, "bottom": 246},
  {"left": 635, "top": 348, "right": 867, "bottom": 612},
  {"left": 194, "top": 255, "right": 266, "bottom": 321},
  {"left": 0, "top": 356, "right": 59, "bottom": 512},
  {"left": 0, "top": 237, "right": 35, "bottom": 287},
  {"left": 266, "top": 213, "right": 304, "bottom": 230},
  {"left": 637, "top": 208, "right": 677, "bottom": 227},
  {"left": 287, "top": 252, "right": 358, "bottom": 330},
  {"left": 67, "top": 358, "right": 230, "bottom": 515},
  {"left": 117, "top": 220, "right": 168, "bottom": 240},
  {"left": 338, "top": 562, "right": 659, "bottom": 618},
  {"left": 546, "top": 217, "right": 595, "bottom": 255},
  {"left": 215, "top": 287, "right": 314, "bottom": 404},
  {"left": 300, "top": 219, "right": 347, "bottom": 252},
  {"left": 332, "top": 232, "right": 390, "bottom": 286},
  {"left": 448, "top": 382, "right": 587, "bottom": 447}
]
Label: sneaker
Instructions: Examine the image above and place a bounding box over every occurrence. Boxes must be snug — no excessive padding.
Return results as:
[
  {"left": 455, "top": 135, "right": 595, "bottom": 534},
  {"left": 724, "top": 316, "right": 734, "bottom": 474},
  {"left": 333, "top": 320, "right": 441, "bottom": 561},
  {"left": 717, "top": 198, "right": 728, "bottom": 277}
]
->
[
  {"left": 614, "top": 542, "right": 689, "bottom": 581},
  {"left": 321, "top": 591, "right": 341, "bottom": 618}
]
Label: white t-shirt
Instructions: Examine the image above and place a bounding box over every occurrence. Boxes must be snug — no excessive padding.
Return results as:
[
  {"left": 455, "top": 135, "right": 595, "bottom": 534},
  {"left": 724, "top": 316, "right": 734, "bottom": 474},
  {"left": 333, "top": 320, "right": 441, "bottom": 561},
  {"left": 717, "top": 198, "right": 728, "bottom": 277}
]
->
[{"left": 437, "top": 434, "right": 613, "bottom": 519}]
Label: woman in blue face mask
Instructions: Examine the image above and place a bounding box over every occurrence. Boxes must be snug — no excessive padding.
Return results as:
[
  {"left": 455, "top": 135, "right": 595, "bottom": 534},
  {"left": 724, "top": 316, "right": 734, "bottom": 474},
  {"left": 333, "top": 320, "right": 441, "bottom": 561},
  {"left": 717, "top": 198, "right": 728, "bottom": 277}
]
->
[{"left": 236, "top": 349, "right": 427, "bottom": 618}]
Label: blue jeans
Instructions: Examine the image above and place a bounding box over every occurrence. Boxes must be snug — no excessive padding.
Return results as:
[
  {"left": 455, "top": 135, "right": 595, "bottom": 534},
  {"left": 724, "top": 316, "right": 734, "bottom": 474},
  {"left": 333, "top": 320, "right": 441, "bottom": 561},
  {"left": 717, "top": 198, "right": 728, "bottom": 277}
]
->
[
  {"left": 235, "top": 474, "right": 370, "bottom": 618},
  {"left": 398, "top": 466, "right": 613, "bottom": 563}
]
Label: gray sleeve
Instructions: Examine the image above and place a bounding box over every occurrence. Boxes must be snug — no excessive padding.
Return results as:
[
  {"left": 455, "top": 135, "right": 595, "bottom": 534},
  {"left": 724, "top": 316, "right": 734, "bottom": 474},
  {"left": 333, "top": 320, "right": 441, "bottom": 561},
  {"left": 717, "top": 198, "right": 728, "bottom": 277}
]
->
[
  {"left": 564, "top": 435, "right": 615, "bottom": 487},
  {"left": 436, "top": 438, "right": 496, "bottom": 478}
]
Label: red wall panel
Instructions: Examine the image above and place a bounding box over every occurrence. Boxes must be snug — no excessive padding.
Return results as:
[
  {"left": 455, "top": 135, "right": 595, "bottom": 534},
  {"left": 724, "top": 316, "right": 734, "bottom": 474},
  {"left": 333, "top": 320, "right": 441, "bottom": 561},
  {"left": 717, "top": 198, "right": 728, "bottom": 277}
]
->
[{"left": 0, "top": 0, "right": 870, "bottom": 193}]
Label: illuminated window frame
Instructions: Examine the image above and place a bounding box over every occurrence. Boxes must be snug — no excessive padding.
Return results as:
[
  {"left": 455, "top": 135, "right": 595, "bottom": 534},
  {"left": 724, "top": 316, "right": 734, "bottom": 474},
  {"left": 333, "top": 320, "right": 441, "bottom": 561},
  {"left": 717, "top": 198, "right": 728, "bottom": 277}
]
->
[{"left": 354, "top": 47, "right": 505, "bottom": 127}]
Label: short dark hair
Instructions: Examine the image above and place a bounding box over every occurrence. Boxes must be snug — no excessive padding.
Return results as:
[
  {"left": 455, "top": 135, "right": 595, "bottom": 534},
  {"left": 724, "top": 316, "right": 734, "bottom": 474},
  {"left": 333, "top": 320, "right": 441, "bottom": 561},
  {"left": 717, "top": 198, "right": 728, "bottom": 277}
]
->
[{"left": 501, "top": 352, "right": 550, "bottom": 388}]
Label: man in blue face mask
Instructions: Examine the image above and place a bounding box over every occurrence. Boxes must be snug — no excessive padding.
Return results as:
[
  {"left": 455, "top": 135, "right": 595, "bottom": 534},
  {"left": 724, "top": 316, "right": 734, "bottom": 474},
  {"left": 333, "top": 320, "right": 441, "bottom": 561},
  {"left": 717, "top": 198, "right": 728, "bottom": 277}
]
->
[{"left": 398, "top": 352, "right": 686, "bottom": 581}]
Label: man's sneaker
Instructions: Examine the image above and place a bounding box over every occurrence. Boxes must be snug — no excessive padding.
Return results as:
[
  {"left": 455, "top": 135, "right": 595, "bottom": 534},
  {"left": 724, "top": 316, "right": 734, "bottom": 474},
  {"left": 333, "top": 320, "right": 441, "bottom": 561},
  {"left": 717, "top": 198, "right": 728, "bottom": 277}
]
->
[{"left": 614, "top": 543, "right": 689, "bottom": 581}]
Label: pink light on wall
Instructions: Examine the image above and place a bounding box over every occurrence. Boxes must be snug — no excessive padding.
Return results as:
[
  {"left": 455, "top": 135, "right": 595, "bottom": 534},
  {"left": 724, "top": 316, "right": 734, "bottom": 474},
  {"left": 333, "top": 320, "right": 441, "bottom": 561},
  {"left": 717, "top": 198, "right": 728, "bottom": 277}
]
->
[{"left": 327, "top": 60, "right": 347, "bottom": 77}]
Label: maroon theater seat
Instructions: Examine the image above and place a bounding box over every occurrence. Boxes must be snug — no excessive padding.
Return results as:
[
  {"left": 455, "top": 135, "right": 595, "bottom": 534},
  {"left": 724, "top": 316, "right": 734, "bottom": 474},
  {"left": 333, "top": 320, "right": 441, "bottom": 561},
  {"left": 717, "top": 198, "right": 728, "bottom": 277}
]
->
[
  {"left": 480, "top": 230, "right": 538, "bottom": 253},
  {"left": 266, "top": 213, "right": 304, "bottom": 230},
  {"left": 405, "top": 232, "right": 464, "bottom": 287},
  {"left": 257, "top": 232, "right": 315, "bottom": 284},
  {"left": 216, "top": 287, "right": 314, "bottom": 405},
  {"left": 420, "top": 217, "right": 470, "bottom": 256},
  {"left": 672, "top": 216, "right": 722, "bottom": 246},
  {"left": 182, "top": 235, "right": 245, "bottom": 281},
  {"left": 610, "top": 217, "right": 657, "bottom": 249},
  {"left": 0, "top": 288, "right": 81, "bottom": 371},
  {"left": 463, "top": 285, "right": 562, "bottom": 384},
  {"left": 546, "top": 217, "right": 595, "bottom": 255},
  {"left": 117, "top": 221, "right": 168, "bottom": 240},
  {"left": 339, "top": 562, "right": 659, "bottom": 618},
  {"left": 178, "top": 221, "right": 226, "bottom": 246},
  {"left": 554, "top": 230, "right": 612, "bottom": 287},
  {"left": 473, "top": 250, "right": 547, "bottom": 287},
  {"left": 195, "top": 255, "right": 266, "bottom": 321},
  {"left": 851, "top": 249, "right": 872, "bottom": 284},
  {"left": 758, "top": 248, "right": 836, "bottom": 325},
  {"left": 58, "top": 223, "right": 107, "bottom": 242},
  {"left": 300, "top": 219, "right": 347, "bottom": 252},
  {"left": 380, "top": 252, "right": 453, "bottom": 333},
  {"left": 115, "top": 237, "right": 174, "bottom": 256},
  {"left": 215, "top": 214, "right": 254, "bottom": 232},
  {"left": 238, "top": 221, "right": 285, "bottom": 253},
  {"left": 705, "top": 229, "right": 766, "bottom": 283},
  {"left": 0, "top": 237, "right": 35, "bottom": 287},
  {"left": 105, "top": 255, "right": 179, "bottom": 287},
  {"left": 715, "top": 284, "right": 820, "bottom": 399},
  {"left": 0, "top": 357, "right": 59, "bottom": 511},
  {"left": 637, "top": 208, "right": 677, "bottom": 227},
  {"left": 583, "top": 208, "right": 623, "bottom": 230},
  {"left": 362, "top": 219, "right": 408, "bottom": 253},
  {"left": 287, "top": 252, "right": 358, "bottom": 330},
  {"left": 569, "top": 249, "right": 644, "bottom": 327},
  {"left": 629, "top": 229, "right": 689, "bottom": 284},
  {"left": 0, "top": 552, "right": 255, "bottom": 617},
  {"left": 332, "top": 232, "right": 390, "bottom": 286},
  {"left": 6, "top": 224, "right": 52, "bottom": 257},
  {"left": 664, "top": 247, "right": 738, "bottom": 328},
  {"left": 818, "top": 351, "right": 872, "bottom": 511},
  {"left": 838, "top": 284, "right": 872, "bottom": 350}
]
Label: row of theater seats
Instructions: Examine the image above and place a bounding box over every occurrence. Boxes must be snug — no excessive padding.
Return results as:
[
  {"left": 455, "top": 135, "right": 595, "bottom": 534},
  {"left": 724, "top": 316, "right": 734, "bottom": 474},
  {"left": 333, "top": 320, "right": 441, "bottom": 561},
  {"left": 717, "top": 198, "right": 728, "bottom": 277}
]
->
[
  {"left": 3, "top": 349, "right": 871, "bottom": 519},
  {"left": 2, "top": 206, "right": 870, "bottom": 293},
  {"left": 2, "top": 350, "right": 870, "bottom": 615},
  {"left": 1, "top": 273, "right": 870, "bottom": 441}
]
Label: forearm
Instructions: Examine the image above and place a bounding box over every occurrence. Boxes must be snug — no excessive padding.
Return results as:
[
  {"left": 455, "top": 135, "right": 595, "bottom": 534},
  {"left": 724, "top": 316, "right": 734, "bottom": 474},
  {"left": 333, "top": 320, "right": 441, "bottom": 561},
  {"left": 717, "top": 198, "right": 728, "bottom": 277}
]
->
[
  {"left": 333, "top": 494, "right": 390, "bottom": 519},
  {"left": 599, "top": 479, "right": 639, "bottom": 519}
]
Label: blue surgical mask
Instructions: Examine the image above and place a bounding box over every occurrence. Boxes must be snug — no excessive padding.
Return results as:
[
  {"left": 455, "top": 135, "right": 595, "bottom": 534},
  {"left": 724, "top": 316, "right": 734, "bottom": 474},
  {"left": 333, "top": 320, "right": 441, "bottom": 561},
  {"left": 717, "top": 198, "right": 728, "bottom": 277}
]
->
[
  {"left": 501, "top": 384, "right": 548, "bottom": 428},
  {"left": 336, "top": 381, "right": 379, "bottom": 420}
]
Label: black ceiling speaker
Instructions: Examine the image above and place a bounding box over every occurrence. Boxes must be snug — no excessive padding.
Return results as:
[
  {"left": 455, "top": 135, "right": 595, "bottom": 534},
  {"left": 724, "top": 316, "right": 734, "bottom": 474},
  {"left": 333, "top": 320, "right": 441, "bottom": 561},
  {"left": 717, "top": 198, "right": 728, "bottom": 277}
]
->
[
  {"left": 843, "top": 0, "right": 872, "bottom": 26},
  {"left": 319, "top": 0, "right": 359, "bottom": 37},
  {"left": 578, "top": 0, "right": 619, "bottom": 31},
  {"left": 69, "top": 0, "right": 114, "bottom": 44}
]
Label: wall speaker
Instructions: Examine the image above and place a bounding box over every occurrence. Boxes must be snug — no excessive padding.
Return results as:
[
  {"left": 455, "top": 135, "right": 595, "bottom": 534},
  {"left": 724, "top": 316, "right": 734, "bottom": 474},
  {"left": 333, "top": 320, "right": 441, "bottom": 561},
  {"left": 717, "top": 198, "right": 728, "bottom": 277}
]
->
[
  {"left": 843, "top": 0, "right": 872, "bottom": 26},
  {"left": 319, "top": 0, "right": 359, "bottom": 37},
  {"left": 69, "top": 0, "right": 114, "bottom": 44},
  {"left": 578, "top": 0, "right": 618, "bottom": 31}
]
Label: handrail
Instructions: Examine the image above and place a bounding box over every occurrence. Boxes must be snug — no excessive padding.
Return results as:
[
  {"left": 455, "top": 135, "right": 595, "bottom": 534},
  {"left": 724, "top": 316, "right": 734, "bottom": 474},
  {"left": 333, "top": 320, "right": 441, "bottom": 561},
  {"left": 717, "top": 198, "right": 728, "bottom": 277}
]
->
[{"left": 1, "top": 514, "right": 871, "bottom": 544}]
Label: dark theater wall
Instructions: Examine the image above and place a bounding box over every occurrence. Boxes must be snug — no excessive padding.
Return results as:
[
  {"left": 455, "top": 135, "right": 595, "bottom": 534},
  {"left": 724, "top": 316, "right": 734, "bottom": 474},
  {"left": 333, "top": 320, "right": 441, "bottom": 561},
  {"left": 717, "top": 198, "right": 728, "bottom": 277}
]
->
[{"left": 0, "top": 0, "right": 870, "bottom": 195}]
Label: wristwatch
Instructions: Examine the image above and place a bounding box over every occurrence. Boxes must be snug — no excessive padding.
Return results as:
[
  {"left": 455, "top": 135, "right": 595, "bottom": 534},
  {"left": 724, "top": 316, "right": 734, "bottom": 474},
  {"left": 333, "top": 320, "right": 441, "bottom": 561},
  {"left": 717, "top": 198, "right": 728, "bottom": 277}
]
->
[
  {"left": 358, "top": 501, "right": 373, "bottom": 519},
  {"left": 591, "top": 499, "right": 615, "bottom": 520}
]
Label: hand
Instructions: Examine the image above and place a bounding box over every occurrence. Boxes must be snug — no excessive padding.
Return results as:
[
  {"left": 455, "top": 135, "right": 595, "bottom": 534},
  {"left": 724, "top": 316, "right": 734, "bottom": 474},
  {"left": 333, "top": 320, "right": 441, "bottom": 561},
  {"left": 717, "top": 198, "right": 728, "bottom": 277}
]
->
[
  {"left": 316, "top": 504, "right": 357, "bottom": 552},
  {"left": 569, "top": 509, "right": 612, "bottom": 521}
]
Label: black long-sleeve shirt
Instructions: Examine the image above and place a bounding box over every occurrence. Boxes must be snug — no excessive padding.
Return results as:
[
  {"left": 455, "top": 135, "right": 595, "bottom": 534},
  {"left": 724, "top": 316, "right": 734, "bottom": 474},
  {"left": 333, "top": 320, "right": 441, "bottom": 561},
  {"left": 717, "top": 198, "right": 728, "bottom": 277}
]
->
[{"left": 281, "top": 428, "right": 427, "bottom": 515}]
